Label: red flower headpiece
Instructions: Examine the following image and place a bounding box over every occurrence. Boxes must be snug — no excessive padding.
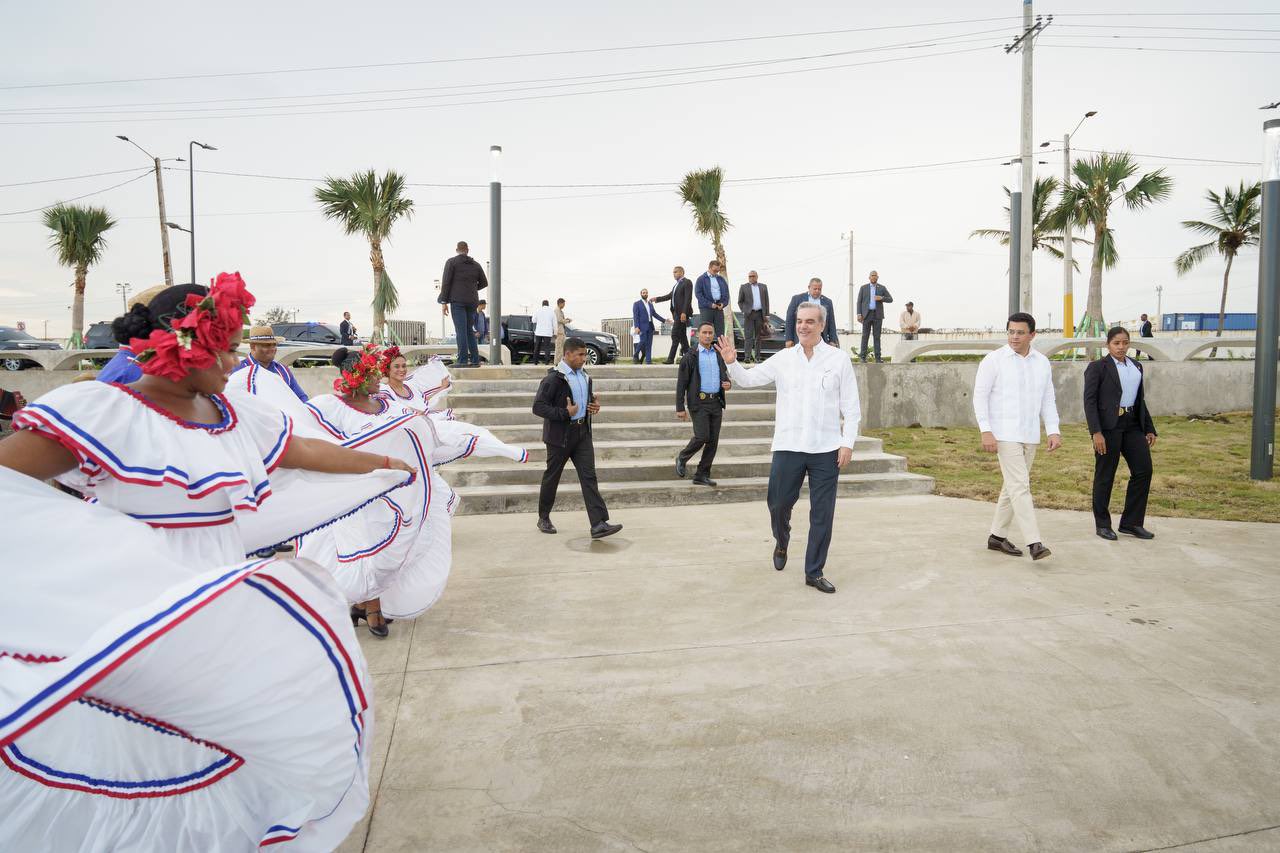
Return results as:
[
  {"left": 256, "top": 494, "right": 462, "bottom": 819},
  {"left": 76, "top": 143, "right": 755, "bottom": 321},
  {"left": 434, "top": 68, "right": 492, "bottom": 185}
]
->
[
  {"left": 131, "top": 272, "right": 255, "bottom": 382},
  {"left": 378, "top": 345, "right": 402, "bottom": 377},
  {"left": 334, "top": 343, "right": 384, "bottom": 395}
]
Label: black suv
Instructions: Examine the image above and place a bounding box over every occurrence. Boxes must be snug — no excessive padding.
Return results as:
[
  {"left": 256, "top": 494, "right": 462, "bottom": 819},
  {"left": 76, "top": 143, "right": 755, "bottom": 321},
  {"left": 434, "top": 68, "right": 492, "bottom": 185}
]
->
[
  {"left": 500, "top": 315, "right": 618, "bottom": 365},
  {"left": 661, "top": 311, "right": 787, "bottom": 361},
  {"left": 83, "top": 322, "right": 117, "bottom": 350},
  {"left": 273, "top": 322, "right": 345, "bottom": 346}
]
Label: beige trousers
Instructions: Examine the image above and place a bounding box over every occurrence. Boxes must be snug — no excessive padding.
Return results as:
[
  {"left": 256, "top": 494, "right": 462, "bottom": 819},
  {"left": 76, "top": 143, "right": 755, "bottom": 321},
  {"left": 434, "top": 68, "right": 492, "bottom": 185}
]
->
[
  {"left": 992, "top": 441, "right": 1041, "bottom": 544},
  {"left": 553, "top": 334, "right": 567, "bottom": 364}
]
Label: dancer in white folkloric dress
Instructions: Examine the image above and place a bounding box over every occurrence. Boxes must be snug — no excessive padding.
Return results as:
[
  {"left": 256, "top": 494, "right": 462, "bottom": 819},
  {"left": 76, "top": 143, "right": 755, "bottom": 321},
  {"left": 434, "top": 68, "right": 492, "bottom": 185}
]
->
[
  {"left": 0, "top": 275, "right": 415, "bottom": 851},
  {"left": 378, "top": 348, "right": 529, "bottom": 466}
]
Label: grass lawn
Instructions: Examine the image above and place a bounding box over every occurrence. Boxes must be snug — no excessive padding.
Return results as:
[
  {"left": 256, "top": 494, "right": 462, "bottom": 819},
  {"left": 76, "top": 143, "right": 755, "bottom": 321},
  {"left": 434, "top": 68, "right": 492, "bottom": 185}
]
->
[{"left": 876, "top": 410, "right": 1280, "bottom": 523}]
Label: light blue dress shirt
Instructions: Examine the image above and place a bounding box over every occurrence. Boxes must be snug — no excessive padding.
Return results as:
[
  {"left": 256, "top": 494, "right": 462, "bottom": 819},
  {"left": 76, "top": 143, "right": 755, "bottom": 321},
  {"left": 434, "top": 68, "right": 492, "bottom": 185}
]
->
[
  {"left": 1113, "top": 356, "right": 1141, "bottom": 407},
  {"left": 750, "top": 284, "right": 762, "bottom": 311},
  {"left": 709, "top": 275, "right": 721, "bottom": 302},
  {"left": 697, "top": 345, "right": 720, "bottom": 394},
  {"left": 559, "top": 361, "right": 589, "bottom": 422}
]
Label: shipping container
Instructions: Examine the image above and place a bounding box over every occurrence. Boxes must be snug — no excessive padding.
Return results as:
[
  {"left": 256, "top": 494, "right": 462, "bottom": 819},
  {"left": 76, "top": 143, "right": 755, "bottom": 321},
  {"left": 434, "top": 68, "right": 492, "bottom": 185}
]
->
[{"left": 1160, "top": 312, "right": 1257, "bottom": 332}]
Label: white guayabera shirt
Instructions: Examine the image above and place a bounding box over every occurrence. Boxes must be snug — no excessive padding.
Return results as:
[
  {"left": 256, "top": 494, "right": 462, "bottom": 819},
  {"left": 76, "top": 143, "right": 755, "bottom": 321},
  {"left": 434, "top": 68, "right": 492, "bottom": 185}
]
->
[
  {"left": 727, "top": 343, "right": 860, "bottom": 453},
  {"left": 972, "top": 344, "right": 1061, "bottom": 444}
]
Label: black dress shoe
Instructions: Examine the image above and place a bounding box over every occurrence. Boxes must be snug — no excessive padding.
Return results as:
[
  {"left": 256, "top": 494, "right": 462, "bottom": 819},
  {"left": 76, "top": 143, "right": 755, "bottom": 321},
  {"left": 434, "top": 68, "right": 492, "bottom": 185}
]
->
[
  {"left": 806, "top": 576, "right": 837, "bottom": 593},
  {"left": 1029, "top": 542, "right": 1052, "bottom": 560},
  {"left": 675, "top": 456, "right": 688, "bottom": 478},
  {"left": 537, "top": 517, "right": 557, "bottom": 534},
  {"left": 1096, "top": 527, "right": 1118, "bottom": 541},
  {"left": 987, "top": 534, "right": 1023, "bottom": 557},
  {"left": 773, "top": 548, "right": 787, "bottom": 571},
  {"left": 590, "top": 521, "right": 623, "bottom": 539},
  {"left": 1118, "top": 525, "right": 1155, "bottom": 540},
  {"left": 691, "top": 475, "right": 716, "bottom": 487}
]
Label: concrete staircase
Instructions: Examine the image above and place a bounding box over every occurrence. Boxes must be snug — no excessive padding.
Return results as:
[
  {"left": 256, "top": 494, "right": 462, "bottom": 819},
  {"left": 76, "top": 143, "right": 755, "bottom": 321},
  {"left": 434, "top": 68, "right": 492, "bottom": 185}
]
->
[{"left": 441, "top": 365, "right": 933, "bottom": 516}]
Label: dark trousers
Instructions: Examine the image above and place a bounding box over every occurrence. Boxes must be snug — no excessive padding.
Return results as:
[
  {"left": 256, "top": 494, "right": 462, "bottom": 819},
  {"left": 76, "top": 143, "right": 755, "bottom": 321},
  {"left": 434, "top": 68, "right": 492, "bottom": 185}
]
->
[
  {"left": 666, "top": 320, "right": 690, "bottom": 363},
  {"left": 859, "top": 315, "right": 883, "bottom": 361},
  {"left": 1092, "top": 412, "right": 1153, "bottom": 529},
  {"left": 450, "top": 303, "right": 480, "bottom": 365},
  {"left": 678, "top": 400, "right": 723, "bottom": 477},
  {"left": 533, "top": 335, "right": 553, "bottom": 364},
  {"left": 743, "top": 310, "right": 765, "bottom": 361},
  {"left": 540, "top": 423, "right": 608, "bottom": 526},
  {"left": 699, "top": 307, "right": 725, "bottom": 337},
  {"left": 633, "top": 330, "right": 654, "bottom": 364},
  {"left": 767, "top": 450, "right": 840, "bottom": 580}
]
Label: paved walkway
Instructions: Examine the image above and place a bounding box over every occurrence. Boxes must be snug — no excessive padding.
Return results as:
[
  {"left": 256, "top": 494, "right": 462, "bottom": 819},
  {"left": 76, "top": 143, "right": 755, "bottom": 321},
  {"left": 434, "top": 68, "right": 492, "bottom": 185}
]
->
[{"left": 338, "top": 495, "right": 1280, "bottom": 852}]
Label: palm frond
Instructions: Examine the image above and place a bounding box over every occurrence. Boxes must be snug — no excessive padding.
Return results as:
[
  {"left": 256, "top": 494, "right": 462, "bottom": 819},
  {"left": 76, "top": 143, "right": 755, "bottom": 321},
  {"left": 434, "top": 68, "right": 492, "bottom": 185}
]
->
[
  {"left": 1174, "top": 242, "right": 1218, "bottom": 276},
  {"left": 373, "top": 268, "right": 400, "bottom": 316},
  {"left": 678, "top": 167, "right": 731, "bottom": 241},
  {"left": 42, "top": 204, "right": 116, "bottom": 269},
  {"left": 969, "top": 228, "right": 1011, "bottom": 245},
  {"left": 314, "top": 169, "right": 414, "bottom": 241}
]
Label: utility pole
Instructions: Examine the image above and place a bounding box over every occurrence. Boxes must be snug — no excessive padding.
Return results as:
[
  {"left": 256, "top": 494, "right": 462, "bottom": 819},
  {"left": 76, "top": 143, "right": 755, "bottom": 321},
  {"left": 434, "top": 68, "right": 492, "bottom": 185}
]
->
[
  {"left": 115, "top": 282, "right": 131, "bottom": 313},
  {"left": 1005, "top": 7, "right": 1051, "bottom": 315},
  {"left": 489, "top": 145, "right": 503, "bottom": 365},
  {"left": 1062, "top": 133, "right": 1073, "bottom": 334},
  {"left": 1156, "top": 285, "right": 1163, "bottom": 324},
  {"left": 842, "top": 229, "right": 855, "bottom": 330},
  {"left": 1250, "top": 118, "right": 1280, "bottom": 480},
  {"left": 1008, "top": 160, "right": 1022, "bottom": 317},
  {"left": 115, "top": 136, "right": 175, "bottom": 288}
]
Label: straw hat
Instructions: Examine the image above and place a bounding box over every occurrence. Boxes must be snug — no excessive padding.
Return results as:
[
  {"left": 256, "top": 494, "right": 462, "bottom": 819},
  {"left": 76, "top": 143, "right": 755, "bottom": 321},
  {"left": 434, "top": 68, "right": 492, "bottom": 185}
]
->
[{"left": 247, "top": 324, "right": 284, "bottom": 343}]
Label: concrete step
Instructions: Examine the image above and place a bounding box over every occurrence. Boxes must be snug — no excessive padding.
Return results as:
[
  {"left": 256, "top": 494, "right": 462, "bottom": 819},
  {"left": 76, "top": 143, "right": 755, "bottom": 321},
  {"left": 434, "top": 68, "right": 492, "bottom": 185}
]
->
[
  {"left": 483, "top": 420, "right": 783, "bottom": 443},
  {"left": 453, "top": 436, "right": 886, "bottom": 464},
  {"left": 446, "top": 378, "right": 700, "bottom": 394},
  {"left": 450, "top": 404, "right": 778, "bottom": 426},
  {"left": 443, "top": 452, "right": 906, "bottom": 487},
  {"left": 454, "top": 365, "right": 678, "bottom": 380},
  {"left": 451, "top": 471, "right": 936, "bottom": 516},
  {"left": 445, "top": 389, "right": 777, "bottom": 409}
]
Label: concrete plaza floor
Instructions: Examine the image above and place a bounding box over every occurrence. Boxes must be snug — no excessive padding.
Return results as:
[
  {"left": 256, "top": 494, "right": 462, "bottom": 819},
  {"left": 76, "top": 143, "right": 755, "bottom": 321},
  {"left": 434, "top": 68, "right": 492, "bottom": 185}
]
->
[{"left": 338, "top": 495, "right": 1280, "bottom": 853}]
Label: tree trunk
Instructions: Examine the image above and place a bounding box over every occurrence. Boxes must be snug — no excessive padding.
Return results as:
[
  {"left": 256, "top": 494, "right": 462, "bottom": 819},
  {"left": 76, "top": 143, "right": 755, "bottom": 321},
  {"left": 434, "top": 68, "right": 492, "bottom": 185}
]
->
[
  {"left": 369, "top": 238, "right": 385, "bottom": 343},
  {"left": 1209, "top": 252, "right": 1234, "bottom": 359},
  {"left": 1081, "top": 222, "right": 1106, "bottom": 338},
  {"left": 713, "top": 233, "right": 734, "bottom": 335},
  {"left": 70, "top": 263, "right": 87, "bottom": 346}
]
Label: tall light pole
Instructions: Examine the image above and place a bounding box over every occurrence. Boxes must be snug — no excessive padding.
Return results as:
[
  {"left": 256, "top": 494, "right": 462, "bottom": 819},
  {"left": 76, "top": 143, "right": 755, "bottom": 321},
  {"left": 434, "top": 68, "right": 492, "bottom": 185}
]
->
[
  {"left": 842, "top": 229, "right": 855, "bottom": 330},
  {"left": 1005, "top": 5, "right": 1050, "bottom": 314},
  {"left": 434, "top": 279, "right": 445, "bottom": 340},
  {"left": 188, "top": 140, "right": 217, "bottom": 285},
  {"left": 115, "top": 282, "right": 131, "bottom": 313},
  {"left": 1155, "top": 284, "right": 1163, "bottom": 325},
  {"left": 1042, "top": 110, "right": 1096, "bottom": 337},
  {"left": 489, "top": 145, "right": 503, "bottom": 365},
  {"left": 1008, "top": 159, "right": 1022, "bottom": 317},
  {"left": 116, "top": 135, "right": 180, "bottom": 288},
  {"left": 1250, "top": 118, "right": 1280, "bottom": 480}
]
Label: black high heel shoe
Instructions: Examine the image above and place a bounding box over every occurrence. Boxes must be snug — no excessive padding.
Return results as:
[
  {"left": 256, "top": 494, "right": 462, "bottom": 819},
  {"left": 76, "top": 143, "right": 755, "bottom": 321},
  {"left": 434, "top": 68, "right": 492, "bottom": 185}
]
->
[
  {"left": 349, "top": 606, "right": 394, "bottom": 626},
  {"left": 350, "top": 605, "right": 390, "bottom": 638}
]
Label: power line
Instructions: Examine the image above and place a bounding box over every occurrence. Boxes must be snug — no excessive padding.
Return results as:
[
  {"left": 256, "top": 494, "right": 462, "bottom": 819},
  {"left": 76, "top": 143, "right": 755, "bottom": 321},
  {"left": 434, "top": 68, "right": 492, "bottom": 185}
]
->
[
  {"left": 0, "top": 171, "right": 152, "bottom": 216},
  {"left": 1043, "top": 44, "right": 1280, "bottom": 55},
  {"left": 0, "top": 16, "right": 1024, "bottom": 92},
  {"left": 1069, "top": 148, "right": 1259, "bottom": 167},
  {"left": 0, "top": 44, "right": 1002, "bottom": 126},
  {"left": 0, "top": 167, "right": 152, "bottom": 188}
]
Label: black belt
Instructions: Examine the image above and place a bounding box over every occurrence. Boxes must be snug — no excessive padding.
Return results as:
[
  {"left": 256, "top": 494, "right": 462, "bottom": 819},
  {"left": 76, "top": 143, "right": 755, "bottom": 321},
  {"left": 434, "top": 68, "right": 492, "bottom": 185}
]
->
[{"left": 1118, "top": 406, "right": 1135, "bottom": 416}]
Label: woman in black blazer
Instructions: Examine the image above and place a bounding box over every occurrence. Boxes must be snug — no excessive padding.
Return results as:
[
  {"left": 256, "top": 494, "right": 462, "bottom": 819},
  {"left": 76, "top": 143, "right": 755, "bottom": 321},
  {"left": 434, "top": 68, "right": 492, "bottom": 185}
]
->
[{"left": 1083, "top": 327, "right": 1158, "bottom": 540}]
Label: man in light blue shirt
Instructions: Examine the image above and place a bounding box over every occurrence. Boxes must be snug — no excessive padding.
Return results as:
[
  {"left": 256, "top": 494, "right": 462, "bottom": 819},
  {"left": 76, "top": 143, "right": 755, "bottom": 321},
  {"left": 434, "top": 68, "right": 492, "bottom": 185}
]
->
[
  {"left": 694, "top": 259, "right": 729, "bottom": 337},
  {"left": 675, "top": 321, "right": 731, "bottom": 486}
]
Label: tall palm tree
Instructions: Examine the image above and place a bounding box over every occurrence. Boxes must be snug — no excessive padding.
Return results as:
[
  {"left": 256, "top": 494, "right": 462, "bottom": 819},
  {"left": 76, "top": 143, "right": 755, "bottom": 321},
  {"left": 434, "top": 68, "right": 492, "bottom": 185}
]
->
[
  {"left": 970, "top": 175, "right": 1088, "bottom": 270},
  {"left": 1047, "top": 152, "right": 1173, "bottom": 337},
  {"left": 1174, "top": 181, "right": 1261, "bottom": 355},
  {"left": 679, "top": 167, "right": 733, "bottom": 331},
  {"left": 314, "top": 170, "right": 414, "bottom": 342},
  {"left": 42, "top": 203, "right": 116, "bottom": 347}
]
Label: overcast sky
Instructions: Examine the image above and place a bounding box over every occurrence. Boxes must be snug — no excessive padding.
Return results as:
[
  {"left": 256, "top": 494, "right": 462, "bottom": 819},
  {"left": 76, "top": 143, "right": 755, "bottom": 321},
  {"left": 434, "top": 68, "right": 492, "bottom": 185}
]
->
[{"left": 1, "top": 0, "right": 1276, "bottom": 339}]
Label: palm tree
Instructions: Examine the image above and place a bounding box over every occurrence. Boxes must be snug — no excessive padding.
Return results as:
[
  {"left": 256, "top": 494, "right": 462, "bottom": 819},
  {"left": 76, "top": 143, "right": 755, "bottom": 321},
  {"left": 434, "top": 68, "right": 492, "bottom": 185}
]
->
[
  {"left": 42, "top": 203, "right": 116, "bottom": 347},
  {"left": 679, "top": 167, "right": 733, "bottom": 331},
  {"left": 1047, "top": 152, "right": 1173, "bottom": 337},
  {"left": 970, "top": 175, "right": 1088, "bottom": 270},
  {"left": 1174, "top": 181, "right": 1261, "bottom": 356},
  {"left": 314, "top": 170, "right": 414, "bottom": 342}
]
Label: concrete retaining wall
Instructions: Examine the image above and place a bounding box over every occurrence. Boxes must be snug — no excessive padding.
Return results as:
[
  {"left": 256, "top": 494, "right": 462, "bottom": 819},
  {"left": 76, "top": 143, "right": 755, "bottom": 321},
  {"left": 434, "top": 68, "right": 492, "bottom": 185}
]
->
[{"left": 0, "top": 361, "right": 1261, "bottom": 430}]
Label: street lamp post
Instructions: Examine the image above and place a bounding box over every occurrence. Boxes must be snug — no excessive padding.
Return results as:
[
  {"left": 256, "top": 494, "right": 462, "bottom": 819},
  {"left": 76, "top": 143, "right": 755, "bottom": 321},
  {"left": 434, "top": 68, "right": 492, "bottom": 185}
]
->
[
  {"left": 434, "top": 280, "right": 445, "bottom": 340},
  {"left": 1042, "top": 110, "right": 1096, "bottom": 337},
  {"left": 188, "top": 140, "right": 217, "bottom": 285},
  {"left": 115, "top": 282, "right": 131, "bottom": 313},
  {"left": 1008, "top": 160, "right": 1022, "bottom": 317},
  {"left": 489, "top": 145, "right": 503, "bottom": 365},
  {"left": 1250, "top": 118, "right": 1280, "bottom": 480},
  {"left": 116, "top": 136, "right": 179, "bottom": 288}
]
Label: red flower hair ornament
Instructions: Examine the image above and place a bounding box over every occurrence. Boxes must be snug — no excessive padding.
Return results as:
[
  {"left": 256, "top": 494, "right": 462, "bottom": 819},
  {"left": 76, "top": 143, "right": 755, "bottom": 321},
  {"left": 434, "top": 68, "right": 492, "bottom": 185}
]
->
[
  {"left": 378, "top": 345, "right": 403, "bottom": 377},
  {"left": 334, "top": 343, "right": 385, "bottom": 395},
  {"left": 130, "top": 272, "right": 255, "bottom": 382}
]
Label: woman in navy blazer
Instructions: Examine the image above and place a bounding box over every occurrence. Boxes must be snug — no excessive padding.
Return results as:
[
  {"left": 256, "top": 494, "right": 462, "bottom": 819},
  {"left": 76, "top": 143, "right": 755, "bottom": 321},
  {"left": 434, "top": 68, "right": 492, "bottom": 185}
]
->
[{"left": 1083, "top": 326, "right": 1158, "bottom": 540}]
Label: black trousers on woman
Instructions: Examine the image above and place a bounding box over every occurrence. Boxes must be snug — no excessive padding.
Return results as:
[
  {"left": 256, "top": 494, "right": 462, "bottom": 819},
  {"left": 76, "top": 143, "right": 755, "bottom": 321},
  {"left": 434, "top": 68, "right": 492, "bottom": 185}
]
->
[{"left": 1092, "top": 411, "right": 1153, "bottom": 529}]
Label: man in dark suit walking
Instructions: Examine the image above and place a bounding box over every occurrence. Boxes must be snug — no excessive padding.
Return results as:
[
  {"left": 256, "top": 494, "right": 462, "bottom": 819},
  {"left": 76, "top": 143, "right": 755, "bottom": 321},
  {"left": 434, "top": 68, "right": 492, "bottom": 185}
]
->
[
  {"left": 631, "top": 288, "right": 666, "bottom": 365},
  {"left": 652, "top": 265, "right": 694, "bottom": 364},
  {"left": 694, "top": 260, "right": 729, "bottom": 337},
  {"left": 737, "top": 270, "right": 770, "bottom": 363},
  {"left": 783, "top": 278, "right": 838, "bottom": 347},
  {"left": 438, "top": 240, "right": 489, "bottom": 367},
  {"left": 675, "top": 322, "right": 731, "bottom": 486},
  {"left": 856, "top": 270, "right": 893, "bottom": 363},
  {"left": 532, "top": 338, "right": 623, "bottom": 539}
]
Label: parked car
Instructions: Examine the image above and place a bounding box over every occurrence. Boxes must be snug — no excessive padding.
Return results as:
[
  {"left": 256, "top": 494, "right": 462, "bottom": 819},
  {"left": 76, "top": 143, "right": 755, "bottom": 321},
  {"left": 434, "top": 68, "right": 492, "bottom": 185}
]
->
[
  {"left": 83, "top": 322, "right": 117, "bottom": 350},
  {"left": 660, "top": 311, "right": 788, "bottom": 361},
  {"left": 0, "top": 326, "right": 62, "bottom": 371},
  {"left": 500, "top": 315, "right": 618, "bottom": 364}
]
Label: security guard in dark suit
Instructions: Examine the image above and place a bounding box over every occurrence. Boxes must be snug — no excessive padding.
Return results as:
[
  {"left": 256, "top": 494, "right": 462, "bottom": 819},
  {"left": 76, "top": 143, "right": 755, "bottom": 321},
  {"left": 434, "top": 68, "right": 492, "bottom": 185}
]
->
[
  {"left": 1083, "top": 326, "right": 1158, "bottom": 540},
  {"left": 675, "top": 321, "right": 731, "bottom": 487}
]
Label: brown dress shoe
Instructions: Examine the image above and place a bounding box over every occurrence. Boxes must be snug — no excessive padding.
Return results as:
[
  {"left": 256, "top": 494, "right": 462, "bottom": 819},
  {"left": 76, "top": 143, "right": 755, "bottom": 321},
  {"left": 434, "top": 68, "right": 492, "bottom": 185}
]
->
[
  {"left": 987, "top": 534, "right": 1023, "bottom": 557},
  {"left": 1029, "top": 542, "right": 1052, "bottom": 560}
]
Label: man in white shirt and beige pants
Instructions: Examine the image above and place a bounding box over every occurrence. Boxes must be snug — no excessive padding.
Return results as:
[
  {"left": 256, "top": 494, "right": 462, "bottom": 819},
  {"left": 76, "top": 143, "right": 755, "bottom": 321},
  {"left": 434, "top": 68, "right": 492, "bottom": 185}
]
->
[
  {"left": 973, "top": 312, "right": 1062, "bottom": 561},
  {"left": 718, "top": 301, "right": 859, "bottom": 593}
]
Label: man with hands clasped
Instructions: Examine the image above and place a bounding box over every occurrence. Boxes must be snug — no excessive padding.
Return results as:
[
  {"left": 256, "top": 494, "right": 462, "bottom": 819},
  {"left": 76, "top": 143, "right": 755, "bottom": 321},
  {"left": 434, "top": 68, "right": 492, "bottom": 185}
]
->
[{"left": 675, "top": 322, "right": 731, "bottom": 487}]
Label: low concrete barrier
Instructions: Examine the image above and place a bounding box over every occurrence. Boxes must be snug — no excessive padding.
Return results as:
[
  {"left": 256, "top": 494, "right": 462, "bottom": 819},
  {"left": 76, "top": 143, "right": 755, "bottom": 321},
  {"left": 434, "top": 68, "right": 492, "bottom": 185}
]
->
[{"left": 890, "top": 335, "right": 1261, "bottom": 363}]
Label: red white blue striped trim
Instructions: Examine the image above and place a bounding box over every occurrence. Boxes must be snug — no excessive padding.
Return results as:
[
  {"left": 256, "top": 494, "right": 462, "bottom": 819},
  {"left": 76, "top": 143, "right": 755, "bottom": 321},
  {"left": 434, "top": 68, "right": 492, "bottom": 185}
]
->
[
  {"left": 336, "top": 497, "right": 405, "bottom": 563},
  {"left": 259, "top": 824, "right": 302, "bottom": 846},
  {"left": 304, "top": 402, "right": 347, "bottom": 439},
  {"left": 341, "top": 411, "right": 423, "bottom": 449},
  {"left": 262, "top": 413, "right": 293, "bottom": 472},
  {"left": 434, "top": 433, "right": 479, "bottom": 467}
]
